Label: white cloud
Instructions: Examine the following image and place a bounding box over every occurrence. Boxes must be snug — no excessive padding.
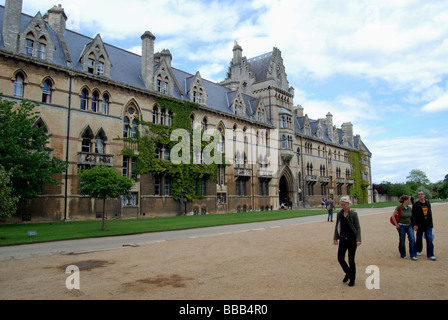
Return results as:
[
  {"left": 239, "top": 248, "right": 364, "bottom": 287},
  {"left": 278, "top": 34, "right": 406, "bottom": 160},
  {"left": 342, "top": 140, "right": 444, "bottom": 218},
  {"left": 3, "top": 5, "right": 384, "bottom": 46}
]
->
[
  {"left": 19, "top": 0, "right": 448, "bottom": 94},
  {"left": 422, "top": 94, "right": 448, "bottom": 112},
  {"left": 369, "top": 136, "right": 448, "bottom": 183},
  {"left": 15, "top": 0, "right": 448, "bottom": 184}
]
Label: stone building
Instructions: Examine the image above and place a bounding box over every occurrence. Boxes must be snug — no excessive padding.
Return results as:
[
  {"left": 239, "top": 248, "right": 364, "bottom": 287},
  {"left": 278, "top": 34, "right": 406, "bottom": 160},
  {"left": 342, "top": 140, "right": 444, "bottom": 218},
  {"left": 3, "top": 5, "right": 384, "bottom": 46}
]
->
[{"left": 0, "top": 1, "right": 372, "bottom": 222}]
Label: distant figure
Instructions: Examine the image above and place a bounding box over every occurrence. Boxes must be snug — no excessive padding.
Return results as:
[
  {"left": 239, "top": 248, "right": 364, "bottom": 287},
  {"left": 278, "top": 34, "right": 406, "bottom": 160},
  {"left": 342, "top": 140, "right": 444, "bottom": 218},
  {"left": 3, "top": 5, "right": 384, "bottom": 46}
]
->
[{"left": 326, "top": 198, "right": 334, "bottom": 222}]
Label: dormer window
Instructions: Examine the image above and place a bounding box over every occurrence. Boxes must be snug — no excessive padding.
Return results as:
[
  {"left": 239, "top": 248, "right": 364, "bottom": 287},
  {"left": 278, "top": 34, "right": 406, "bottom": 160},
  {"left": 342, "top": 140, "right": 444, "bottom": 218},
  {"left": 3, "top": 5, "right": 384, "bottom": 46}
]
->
[
  {"left": 88, "top": 58, "right": 95, "bottom": 74},
  {"left": 156, "top": 75, "right": 169, "bottom": 94},
  {"left": 188, "top": 73, "right": 207, "bottom": 105},
  {"left": 192, "top": 87, "right": 203, "bottom": 103},
  {"left": 79, "top": 34, "right": 111, "bottom": 77},
  {"left": 97, "top": 61, "right": 104, "bottom": 76},
  {"left": 18, "top": 13, "right": 55, "bottom": 62},
  {"left": 25, "top": 38, "right": 34, "bottom": 56},
  {"left": 37, "top": 37, "right": 47, "bottom": 59}
]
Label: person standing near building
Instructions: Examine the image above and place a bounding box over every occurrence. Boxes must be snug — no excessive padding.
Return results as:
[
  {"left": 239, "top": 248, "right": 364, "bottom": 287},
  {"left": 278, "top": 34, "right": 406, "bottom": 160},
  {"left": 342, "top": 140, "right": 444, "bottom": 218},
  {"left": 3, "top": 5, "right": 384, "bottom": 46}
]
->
[
  {"left": 333, "top": 196, "right": 361, "bottom": 286},
  {"left": 391, "top": 195, "right": 417, "bottom": 260},
  {"left": 412, "top": 190, "right": 436, "bottom": 260},
  {"left": 326, "top": 198, "right": 334, "bottom": 222}
]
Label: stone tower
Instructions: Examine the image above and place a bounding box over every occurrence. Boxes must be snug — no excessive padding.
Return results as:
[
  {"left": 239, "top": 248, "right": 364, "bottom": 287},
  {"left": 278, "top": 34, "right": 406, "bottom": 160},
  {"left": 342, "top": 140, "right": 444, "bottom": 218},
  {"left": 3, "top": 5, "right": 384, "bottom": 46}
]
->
[{"left": 2, "top": 0, "right": 23, "bottom": 53}]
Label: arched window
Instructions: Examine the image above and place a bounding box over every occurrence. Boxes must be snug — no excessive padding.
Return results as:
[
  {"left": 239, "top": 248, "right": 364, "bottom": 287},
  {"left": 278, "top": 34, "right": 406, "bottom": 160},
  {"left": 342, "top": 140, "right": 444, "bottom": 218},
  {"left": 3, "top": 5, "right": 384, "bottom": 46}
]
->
[
  {"left": 153, "top": 106, "right": 158, "bottom": 124},
  {"left": 13, "top": 73, "right": 24, "bottom": 98},
  {"left": 25, "top": 33, "right": 34, "bottom": 56},
  {"left": 164, "top": 77, "right": 169, "bottom": 94},
  {"left": 101, "top": 93, "right": 109, "bottom": 115},
  {"left": 91, "top": 91, "right": 99, "bottom": 112},
  {"left": 80, "top": 88, "right": 88, "bottom": 110},
  {"left": 37, "top": 37, "right": 47, "bottom": 60},
  {"left": 95, "top": 129, "right": 107, "bottom": 154},
  {"left": 218, "top": 127, "right": 225, "bottom": 153},
  {"left": 282, "top": 135, "right": 286, "bottom": 149},
  {"left": 167, "top": 111, "right": 173, "bottom": 126},
  {"left": 42, "top": 79, "right": 52, "bottom": 103},
  {"left": 81, "top": 128, "right": 94, "bottom": 153},
  {"left": 190, "top": 114, "right": 195, "bottom": 130},
  {"left": 131, "top": 119, "right": 138, "bottom": 139},
  {"left": 160, "top": 109, "right": 166, "bottom": 125},
  {"left": 123, "top": 116, "right": 130, "bottom": 138},
  {"left": 123, "top": 103, "right": 139, "bottom": 140}
]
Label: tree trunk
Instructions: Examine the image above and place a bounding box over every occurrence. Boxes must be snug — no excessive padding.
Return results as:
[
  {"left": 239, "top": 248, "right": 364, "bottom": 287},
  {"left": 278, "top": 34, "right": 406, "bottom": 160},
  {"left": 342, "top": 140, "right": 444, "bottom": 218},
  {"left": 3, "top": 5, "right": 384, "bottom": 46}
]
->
[{"left": 102, "top": 197, "right": 107, "bottom": 231}]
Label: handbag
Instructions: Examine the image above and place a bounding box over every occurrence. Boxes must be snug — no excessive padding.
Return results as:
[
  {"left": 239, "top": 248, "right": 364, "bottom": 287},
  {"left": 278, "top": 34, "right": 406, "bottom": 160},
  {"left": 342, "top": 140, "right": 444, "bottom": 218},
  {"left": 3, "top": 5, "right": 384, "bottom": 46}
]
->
[{"left": 390, "top": 205, "right": 402, "bottom": 226}]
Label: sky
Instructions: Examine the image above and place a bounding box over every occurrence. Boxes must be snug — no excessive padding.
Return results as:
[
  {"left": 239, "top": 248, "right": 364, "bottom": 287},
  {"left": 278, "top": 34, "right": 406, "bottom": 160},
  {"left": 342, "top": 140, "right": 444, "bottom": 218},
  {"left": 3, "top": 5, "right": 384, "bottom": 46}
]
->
[{"left": 7, "top": 0, "right": 448, "bottom": 184}]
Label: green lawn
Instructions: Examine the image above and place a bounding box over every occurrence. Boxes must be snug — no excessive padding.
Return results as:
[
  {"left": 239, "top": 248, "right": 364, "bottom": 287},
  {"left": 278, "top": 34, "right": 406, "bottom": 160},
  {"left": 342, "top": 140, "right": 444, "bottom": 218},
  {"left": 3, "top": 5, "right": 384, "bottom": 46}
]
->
[{"left": 0, "top": 202, "right": 397, "bottom": 246}]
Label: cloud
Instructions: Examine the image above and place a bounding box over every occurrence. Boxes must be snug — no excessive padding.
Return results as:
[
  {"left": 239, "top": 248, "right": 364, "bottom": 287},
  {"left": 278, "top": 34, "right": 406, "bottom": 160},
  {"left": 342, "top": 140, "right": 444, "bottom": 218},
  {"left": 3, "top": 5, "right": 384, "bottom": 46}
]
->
[
  {"left": 422, "top": 94, "right": 448, "bottom": 112},
  {"left": 368, "top": 136, "right": 448, "bottom": 183}
]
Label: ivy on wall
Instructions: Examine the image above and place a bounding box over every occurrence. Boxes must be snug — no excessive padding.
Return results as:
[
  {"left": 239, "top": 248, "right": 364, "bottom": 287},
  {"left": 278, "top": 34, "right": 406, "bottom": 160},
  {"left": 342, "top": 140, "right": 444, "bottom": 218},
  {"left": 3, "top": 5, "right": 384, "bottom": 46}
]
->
[
  {"left": 120, "top": 96, "right": 225, "bottom": 213},
  {"left": 349, "top": 150, "right": 369, "bottom": 204}
]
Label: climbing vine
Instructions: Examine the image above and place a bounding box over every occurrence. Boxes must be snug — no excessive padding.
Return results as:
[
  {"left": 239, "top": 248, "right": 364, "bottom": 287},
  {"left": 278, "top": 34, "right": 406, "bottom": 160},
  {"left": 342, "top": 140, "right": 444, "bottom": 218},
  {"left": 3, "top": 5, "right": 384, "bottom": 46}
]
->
[
  {"left": 349, "top": 150, "right": 369, "bottom": 204},
  {"left": 120, "top": 96, "right": 225, "bottom": 210}
]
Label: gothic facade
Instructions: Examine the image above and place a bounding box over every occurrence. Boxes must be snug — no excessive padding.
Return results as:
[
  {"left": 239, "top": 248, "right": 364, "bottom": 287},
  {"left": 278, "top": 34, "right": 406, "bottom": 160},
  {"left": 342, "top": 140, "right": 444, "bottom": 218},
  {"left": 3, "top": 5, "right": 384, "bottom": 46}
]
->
[{"left": 0, "top": 1, "right": 372, "bottom": 222}]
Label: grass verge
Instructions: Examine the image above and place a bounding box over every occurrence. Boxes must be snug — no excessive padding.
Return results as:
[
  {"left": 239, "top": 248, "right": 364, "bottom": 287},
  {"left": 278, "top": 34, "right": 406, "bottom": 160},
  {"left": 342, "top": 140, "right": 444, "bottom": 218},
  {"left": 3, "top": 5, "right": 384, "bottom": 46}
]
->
[{"left": 0, "top": 202, "right": 398, "bottom": 246}]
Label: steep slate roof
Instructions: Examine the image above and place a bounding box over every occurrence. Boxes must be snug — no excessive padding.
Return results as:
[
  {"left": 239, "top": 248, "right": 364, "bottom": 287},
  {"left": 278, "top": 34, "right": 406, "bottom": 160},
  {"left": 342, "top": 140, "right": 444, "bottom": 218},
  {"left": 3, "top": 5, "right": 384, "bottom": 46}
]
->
[
  {"left": 247, "top": 52, "right": 272, "bottom": 81},
  {"left": 1, "top": 5, "right": 369, "bottom": 155},
  {"left": 0, "top": 5, "right": 272, "bottom": 126}
]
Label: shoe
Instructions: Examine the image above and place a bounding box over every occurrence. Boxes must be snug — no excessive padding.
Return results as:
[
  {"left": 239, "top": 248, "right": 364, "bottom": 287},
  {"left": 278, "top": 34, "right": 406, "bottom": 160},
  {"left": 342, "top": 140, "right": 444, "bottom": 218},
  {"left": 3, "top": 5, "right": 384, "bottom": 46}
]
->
[
  {"left": 401, "top": 256, "right": 408, "bottom": 259},
  {"left": 348, "top": 280, "right": 355, "bottom": 287},
  {"left": 417, "top": 252, "right": 422, "bottom": 256},
  {"left": 428, "top": 256, "right": 437, "bottom": 260},
  {"left": 343, "top": 275, "right": 350, "bottom": 283},
  {"left": 411, "top": 257, "right": 418, "bottom": 261}
]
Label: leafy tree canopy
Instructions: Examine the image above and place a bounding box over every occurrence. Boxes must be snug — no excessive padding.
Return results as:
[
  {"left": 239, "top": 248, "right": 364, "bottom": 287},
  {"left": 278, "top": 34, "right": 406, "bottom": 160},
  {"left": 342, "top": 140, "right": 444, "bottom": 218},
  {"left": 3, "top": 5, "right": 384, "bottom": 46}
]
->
[
  {"left": 0, "top": 165, "right": 19, "bottom": 219},
  {"left": 406, "top": 169, "right": 431, "bottom": 185},
  {"left": 78, "top": 165, "right": 134, "bottom": 230},
  {"left": 0, "top": 96, "right": 67, "bottom": 202}
]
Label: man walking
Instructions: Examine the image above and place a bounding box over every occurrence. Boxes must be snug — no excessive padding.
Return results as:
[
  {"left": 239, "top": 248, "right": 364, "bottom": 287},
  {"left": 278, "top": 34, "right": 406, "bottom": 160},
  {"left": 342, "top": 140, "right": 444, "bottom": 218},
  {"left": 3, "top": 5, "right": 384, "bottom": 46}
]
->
[
  {"left": 326, "top": 198, "right": 334, "bottom": 222},
  {"left": 412, "top": 190, "right": 436, "bottom": 260}
]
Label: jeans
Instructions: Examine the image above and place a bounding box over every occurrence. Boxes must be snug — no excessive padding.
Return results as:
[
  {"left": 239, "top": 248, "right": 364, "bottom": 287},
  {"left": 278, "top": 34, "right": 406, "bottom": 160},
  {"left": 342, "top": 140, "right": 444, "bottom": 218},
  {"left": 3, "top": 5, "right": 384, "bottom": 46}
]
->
[
  {"left": 397, "top": 224, "right": 416, "bottom": 258},
  {"left": 416, "top": 226, "right": 435, "bottom": 257},
  {"left": 337, "top": 237, "right": 357, "bottom": 282},
  {"left": 327, "top": 209, "right": 333, "bottom": 221}
]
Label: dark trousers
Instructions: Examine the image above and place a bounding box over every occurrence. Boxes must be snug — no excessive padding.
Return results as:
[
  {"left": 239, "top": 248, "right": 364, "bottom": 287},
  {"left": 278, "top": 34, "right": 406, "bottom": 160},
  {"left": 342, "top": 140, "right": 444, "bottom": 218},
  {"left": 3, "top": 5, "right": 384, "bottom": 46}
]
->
[
  {"left": 415, "top": 226, "right": 435, "bottom": 257},
  {"left": 337, "top": 237, "right": 357, "bottom": 281}
]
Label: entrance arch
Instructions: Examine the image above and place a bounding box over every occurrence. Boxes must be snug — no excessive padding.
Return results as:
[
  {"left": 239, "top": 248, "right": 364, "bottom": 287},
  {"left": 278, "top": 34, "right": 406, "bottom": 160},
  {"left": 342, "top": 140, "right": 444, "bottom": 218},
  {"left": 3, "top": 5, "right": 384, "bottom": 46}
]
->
[{"left": 279, "top": 167, "right": 294, "bottom": 207}]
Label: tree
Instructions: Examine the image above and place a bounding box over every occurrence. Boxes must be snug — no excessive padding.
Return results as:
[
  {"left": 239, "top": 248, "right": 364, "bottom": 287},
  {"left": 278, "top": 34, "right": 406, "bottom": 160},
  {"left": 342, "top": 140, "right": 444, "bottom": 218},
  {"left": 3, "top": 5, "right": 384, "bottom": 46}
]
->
[
  {"left": 406, "top": 169, "right": 430, "bottom": 193},
  {"left": 415, "top": 185, "right": 433, "bottom": 200},
  {"left": 437, "top": 174, "right": 448, "bottom": 199},
  {"left": 0, "top": 96, "right": 67, "bottom": 203},
  {"left": 78, "top": 165, "right": 134, "bottom": 231},
  {"left": 0, "top": 165, "right": 19, "bottom": 219}
]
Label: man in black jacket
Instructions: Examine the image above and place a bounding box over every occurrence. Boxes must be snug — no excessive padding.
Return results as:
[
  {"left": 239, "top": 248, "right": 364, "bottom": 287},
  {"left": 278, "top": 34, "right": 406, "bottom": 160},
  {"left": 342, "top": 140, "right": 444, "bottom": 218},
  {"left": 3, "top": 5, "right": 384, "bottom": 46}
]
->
[{"left": 412, "top": 190, "right": 436, "bottom": 260}]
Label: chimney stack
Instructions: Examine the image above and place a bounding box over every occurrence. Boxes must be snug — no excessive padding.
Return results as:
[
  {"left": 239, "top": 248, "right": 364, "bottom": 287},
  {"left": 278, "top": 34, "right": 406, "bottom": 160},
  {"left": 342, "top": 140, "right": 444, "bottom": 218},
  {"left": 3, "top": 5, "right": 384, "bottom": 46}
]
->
[
  {"left": 2, "top": 0, "right": 23, "bottom": 53},
  {"left": 141, "top": 31, "right": 156, "bottom": 91},
  {"left": 46, "top": 4, "right": 67, "bottom": 35},
  {"left": 232, "top": 41, "right": 242, "bottom": 65},
  {"left": 341, "top": 122, "right": 354, "bottom": 147}
]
